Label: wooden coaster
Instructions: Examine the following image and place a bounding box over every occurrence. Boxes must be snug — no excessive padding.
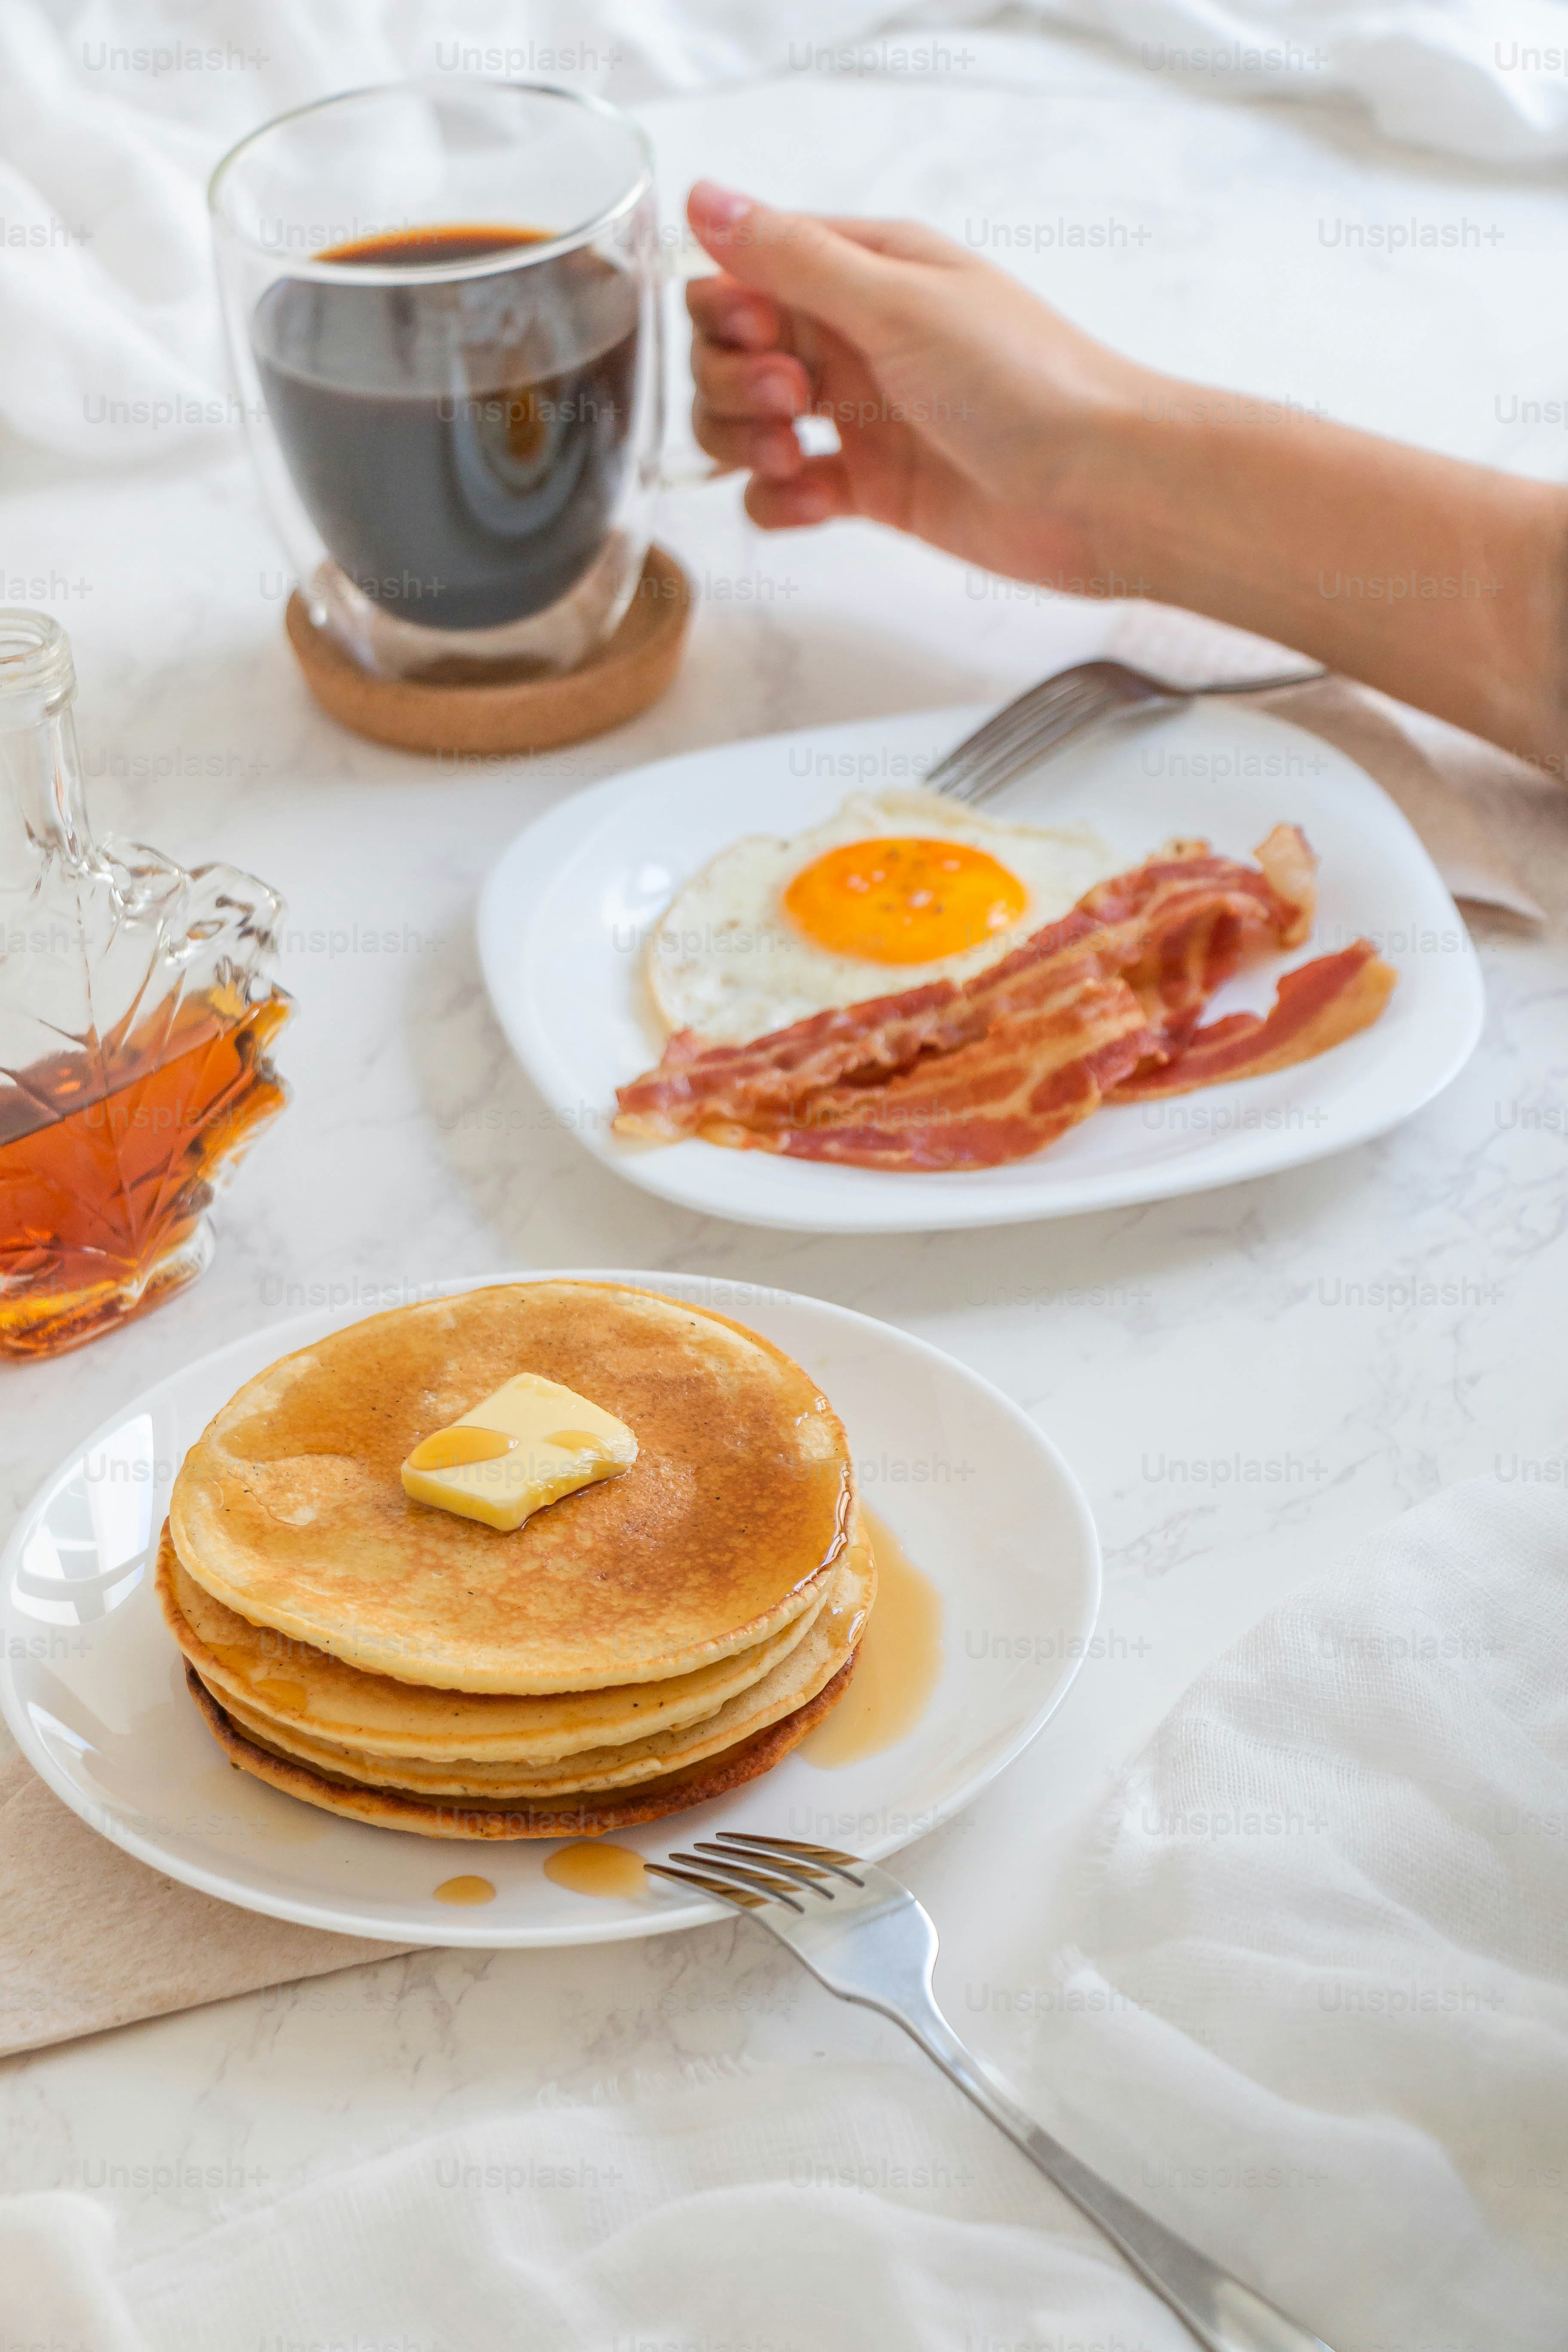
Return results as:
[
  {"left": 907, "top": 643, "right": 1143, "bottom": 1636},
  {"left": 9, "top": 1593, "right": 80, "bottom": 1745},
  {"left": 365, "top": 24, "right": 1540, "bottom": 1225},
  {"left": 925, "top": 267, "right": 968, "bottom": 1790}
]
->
[{"left": 285, "top": 543, "right": 693, "bottom": 756}]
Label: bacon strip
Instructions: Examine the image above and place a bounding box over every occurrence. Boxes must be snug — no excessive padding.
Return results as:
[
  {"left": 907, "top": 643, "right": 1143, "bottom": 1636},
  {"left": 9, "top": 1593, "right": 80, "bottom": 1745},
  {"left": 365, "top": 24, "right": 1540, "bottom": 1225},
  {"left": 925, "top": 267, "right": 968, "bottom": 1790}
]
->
[
  {"left": 612, "top": 980, "right": 984, "bottom": 1142},
  {"left": 613, "top": 826, "right": 1395, "bottom": 1172},
  {"left": 1109, "top": 941, "right": 1397, "bottom": 1100},
  {"left": 732, "top": 970, "right": 1155, "bottom": 1171}
]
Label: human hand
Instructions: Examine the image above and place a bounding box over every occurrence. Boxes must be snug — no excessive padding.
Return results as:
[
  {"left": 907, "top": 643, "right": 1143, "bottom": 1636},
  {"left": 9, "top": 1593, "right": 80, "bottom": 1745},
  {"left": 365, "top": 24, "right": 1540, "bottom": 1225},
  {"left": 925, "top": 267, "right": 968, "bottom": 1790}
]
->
[
  {"left": 684, "top": 182, "right": 1568, "bottom": 766},
  {"left": 684, "top": 178, "right": 1152, "bottom": 592}
]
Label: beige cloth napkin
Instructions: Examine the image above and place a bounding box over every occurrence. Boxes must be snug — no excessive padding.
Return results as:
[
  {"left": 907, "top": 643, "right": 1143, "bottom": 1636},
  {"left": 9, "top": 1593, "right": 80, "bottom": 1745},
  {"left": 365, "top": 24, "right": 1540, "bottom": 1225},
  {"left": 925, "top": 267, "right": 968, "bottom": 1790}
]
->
[
  {"left": 1108, "top": 603, "right": 1557, "bottom": 922},
  {"left": 0, "top": 1750, "right": 417, "bottom": 2058}
]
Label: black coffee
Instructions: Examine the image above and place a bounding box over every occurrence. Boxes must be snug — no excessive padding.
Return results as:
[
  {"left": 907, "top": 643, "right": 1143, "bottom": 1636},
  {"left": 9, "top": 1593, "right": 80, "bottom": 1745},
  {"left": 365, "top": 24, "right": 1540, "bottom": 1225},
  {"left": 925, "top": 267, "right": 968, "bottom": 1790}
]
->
[{"left": 253, "top": 225, "right": 641, "bottom": 634}]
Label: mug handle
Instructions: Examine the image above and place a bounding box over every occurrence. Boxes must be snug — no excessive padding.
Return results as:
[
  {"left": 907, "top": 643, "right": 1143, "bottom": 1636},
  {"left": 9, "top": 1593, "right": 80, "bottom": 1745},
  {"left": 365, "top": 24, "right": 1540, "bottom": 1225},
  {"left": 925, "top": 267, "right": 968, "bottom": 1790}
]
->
[
  {"left": 656, "top": 242, "right": 725, "bottom": 490},
  {"left": 653, "top": 239, "right": 840, "bottom": 491}
]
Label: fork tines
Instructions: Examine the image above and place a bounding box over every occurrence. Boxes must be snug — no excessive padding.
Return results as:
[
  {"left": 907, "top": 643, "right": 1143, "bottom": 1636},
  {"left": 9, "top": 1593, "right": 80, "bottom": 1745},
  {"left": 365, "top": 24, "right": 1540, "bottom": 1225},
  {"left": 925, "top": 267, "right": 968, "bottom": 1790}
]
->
[
  {"left": 644, "top": 1860, "right": 770, "bottom": 1908},
  {"left": 645, "top": 1830, "right": 866, "bottom": 1911},
  {"left": 926, "top": 672, "right": 1120, "bottom": 804},
  {"left": 713, "top": 1832, "right": 863, "bottom": 1879}
]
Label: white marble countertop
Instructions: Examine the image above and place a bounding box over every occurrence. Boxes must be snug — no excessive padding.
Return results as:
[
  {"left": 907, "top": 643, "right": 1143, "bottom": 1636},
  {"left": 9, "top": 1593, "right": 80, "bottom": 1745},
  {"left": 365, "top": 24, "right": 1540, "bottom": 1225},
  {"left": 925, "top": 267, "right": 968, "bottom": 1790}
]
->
[{"left": 3, "top": 36, "right": 1567, "bottom": 2267}]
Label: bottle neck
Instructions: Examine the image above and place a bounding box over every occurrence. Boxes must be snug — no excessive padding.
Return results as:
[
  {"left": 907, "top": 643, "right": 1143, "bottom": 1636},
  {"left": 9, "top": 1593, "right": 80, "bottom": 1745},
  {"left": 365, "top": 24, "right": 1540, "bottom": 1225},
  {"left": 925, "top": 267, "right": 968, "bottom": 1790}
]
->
[{"left": 0, "top": 611, "right": 90, "bottom": 892}]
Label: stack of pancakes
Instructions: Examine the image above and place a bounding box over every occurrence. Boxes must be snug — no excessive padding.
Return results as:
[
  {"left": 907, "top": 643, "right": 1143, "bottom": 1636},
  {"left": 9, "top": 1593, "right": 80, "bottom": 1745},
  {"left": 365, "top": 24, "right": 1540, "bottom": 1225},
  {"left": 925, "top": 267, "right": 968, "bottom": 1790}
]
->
[{"left": 158, "top": 1281, "right": 870, "bottom": 1839}]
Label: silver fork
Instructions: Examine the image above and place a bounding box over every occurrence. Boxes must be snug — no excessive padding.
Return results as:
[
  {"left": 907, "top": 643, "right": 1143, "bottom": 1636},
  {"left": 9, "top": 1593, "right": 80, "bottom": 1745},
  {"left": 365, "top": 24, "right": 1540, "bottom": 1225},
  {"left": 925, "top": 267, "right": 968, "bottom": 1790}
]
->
[
  {"left": 927, "top": 657, "right": 1325, "bottom": 807},
  {"left": 649, "top": 1833, "right": 1334, "bottom": 2352}
]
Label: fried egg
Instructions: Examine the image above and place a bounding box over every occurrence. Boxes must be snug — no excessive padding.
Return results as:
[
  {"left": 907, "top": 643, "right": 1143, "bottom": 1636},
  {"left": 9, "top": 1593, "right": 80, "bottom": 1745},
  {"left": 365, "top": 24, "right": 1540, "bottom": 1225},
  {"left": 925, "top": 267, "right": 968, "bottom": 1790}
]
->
[{"left": 648, "top": 790, "right": 1115, "bottom": 1045}]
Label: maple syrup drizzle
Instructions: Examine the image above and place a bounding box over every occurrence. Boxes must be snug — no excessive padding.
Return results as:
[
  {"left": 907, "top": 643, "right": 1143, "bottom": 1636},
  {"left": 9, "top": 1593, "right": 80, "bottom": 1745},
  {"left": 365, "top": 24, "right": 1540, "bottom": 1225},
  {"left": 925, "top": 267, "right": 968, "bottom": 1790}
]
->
[
  {"left": 408, "top": 1425, "right": 516, "bottom": 1471},
  {"left": 543, "top": 1841, "right": 648, "bottom": 1899},
  {"left": 542, "top": 1430, "right": 615, "bottom": 1459},
  {"left": 434, "top": 1875, "right": 497, "bottom": 1905},
  {"left": 802, "top": 1507, "right": 943, "bottom": 1767},
  {"left": 256, "top": 1678, "right": 308, "bottom": 1715}
]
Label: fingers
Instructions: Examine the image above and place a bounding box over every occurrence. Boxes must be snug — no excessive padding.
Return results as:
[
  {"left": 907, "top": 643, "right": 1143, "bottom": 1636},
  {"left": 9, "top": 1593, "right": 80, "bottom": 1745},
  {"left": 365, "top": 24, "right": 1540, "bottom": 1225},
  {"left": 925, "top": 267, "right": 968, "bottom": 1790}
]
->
[
  {"left": 691, "top": 337, "right": 810, "bottom": 422},
  {"left": 691, "top": 408, "right": 805, "bottom": 480},
  {"left": 688, "top": 279, "right": 815, "bottom": 479},
  {"left": 743, "top": 457, "right": 854, "bottom": 530},
  {"left": 683, "top": 185, "right": 939, "bottom": 532},
  {"left": 686, "top": 181, "right": 921, "bottom": 353},
  {"left": 686, "top": 272, "right": 781, "bottom": 353}
]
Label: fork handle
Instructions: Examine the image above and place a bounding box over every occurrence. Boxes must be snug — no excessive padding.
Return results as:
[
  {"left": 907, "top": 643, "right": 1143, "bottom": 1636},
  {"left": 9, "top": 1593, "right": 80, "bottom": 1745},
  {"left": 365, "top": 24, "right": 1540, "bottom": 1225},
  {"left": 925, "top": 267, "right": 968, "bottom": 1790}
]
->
[{"left": 896, "top": 2002, "right": 1334, "bottom": 2352}]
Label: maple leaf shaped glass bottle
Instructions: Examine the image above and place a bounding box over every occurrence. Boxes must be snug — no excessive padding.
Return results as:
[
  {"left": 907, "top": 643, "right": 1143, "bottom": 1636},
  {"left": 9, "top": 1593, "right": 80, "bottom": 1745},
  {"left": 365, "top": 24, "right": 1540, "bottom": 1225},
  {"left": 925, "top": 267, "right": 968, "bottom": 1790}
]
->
[{"left": 0, "top": 610, "right": 290, "bottom": 1357}]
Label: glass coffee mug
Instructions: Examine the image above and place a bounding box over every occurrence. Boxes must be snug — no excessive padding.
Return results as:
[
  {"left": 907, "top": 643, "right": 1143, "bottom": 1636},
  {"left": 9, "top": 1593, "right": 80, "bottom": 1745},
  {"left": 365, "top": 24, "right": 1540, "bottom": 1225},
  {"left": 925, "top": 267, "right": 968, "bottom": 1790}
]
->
[{"left": 210, "top": 81, "right": 663, "bottom": 680}]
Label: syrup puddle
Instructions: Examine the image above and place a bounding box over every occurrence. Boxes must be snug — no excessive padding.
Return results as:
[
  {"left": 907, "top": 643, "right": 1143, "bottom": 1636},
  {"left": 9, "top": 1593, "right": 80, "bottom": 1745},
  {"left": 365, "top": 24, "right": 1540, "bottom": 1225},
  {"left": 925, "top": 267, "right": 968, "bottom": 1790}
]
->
[
  {"left": 434, "top": 1874, "right": 496, "bottom": 1905},
  {"left": 543, "top": 1841, "right": 648, "bottom": 1899},
  {"left": 802, "top": 1506, "right": 943, "bottom": 1767}
]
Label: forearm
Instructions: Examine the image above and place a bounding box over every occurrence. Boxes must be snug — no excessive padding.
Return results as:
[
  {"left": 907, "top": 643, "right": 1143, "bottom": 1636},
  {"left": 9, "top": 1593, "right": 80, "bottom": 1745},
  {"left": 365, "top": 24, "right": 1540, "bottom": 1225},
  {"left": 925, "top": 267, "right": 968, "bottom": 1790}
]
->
[{"left": 1084, "top": 384, "right": 1568, "bottom": 765}]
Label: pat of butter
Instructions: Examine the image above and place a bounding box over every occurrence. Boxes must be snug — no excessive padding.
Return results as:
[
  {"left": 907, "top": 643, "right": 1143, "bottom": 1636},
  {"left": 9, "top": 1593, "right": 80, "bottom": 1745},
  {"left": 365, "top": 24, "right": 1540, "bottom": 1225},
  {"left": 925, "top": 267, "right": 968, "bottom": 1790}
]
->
[{"left": 401, "top": 1373, "right": 637, "bottom": 1532}]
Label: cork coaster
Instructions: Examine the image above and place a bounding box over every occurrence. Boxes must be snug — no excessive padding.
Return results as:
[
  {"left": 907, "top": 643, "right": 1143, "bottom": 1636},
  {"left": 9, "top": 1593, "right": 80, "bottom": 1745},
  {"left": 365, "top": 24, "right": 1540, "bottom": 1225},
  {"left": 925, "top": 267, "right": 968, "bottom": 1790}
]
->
[{"left": 285, "top": 543, "right": 693, "bottom": 755}]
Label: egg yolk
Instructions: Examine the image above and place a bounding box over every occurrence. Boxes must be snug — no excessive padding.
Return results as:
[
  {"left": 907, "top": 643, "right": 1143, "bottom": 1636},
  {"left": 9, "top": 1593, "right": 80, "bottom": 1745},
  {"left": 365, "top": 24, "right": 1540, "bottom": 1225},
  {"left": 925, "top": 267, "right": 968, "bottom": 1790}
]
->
[{"left": 783, "top": 836, "right": 1028, "bottom": 965}]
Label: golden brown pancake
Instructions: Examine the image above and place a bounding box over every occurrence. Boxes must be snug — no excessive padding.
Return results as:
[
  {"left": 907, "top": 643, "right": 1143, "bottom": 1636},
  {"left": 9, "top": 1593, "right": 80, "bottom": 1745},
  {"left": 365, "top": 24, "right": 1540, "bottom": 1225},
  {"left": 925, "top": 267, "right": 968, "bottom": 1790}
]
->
[
  {"left": 192, "top": 1524, "right": 873, "bottom": 1798},
  {"left": 157, "top": 1527, "right": 827, "bottom": 1762},
  {"left": 169, "top": 1282, "right": 854, "bottom": 1692},
  {"left": 186, "top": 1657, "right": 858, "bottom": 1839}
]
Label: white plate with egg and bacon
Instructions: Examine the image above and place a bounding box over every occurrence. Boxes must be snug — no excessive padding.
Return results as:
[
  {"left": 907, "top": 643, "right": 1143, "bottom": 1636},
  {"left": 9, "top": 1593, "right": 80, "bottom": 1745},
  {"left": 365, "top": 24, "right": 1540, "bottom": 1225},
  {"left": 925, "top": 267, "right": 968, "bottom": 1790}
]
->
[{"left": 478, "top": 701, "right": 1483, "bottom": 1233}]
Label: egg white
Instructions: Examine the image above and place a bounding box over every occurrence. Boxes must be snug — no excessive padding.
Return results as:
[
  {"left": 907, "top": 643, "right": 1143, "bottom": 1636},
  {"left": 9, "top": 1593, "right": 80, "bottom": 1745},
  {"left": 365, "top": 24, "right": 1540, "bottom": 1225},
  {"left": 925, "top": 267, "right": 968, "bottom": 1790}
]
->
[{"left": 647, "top": 789, "right": 1116, "bottom": 1046}]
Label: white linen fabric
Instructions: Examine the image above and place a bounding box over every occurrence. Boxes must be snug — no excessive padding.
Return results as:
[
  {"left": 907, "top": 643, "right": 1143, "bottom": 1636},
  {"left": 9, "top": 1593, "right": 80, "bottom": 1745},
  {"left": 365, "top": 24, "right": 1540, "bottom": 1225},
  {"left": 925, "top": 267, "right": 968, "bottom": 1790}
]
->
[
  {"left": 3, "top": 0, "right": 1568, "bottom": 462},
  {"left": 1028, "top": 1474, "right": 1568, "bottom": 2350},
  {"left": 1, "top": 2067, "right": 1195, "bottom": 2352},
  {"left": 3, "top": 1473, "right": 1565, "bottom": 2351},
  {"left": 1023, "top": 0, "right": 1568, "bottom": 163}
]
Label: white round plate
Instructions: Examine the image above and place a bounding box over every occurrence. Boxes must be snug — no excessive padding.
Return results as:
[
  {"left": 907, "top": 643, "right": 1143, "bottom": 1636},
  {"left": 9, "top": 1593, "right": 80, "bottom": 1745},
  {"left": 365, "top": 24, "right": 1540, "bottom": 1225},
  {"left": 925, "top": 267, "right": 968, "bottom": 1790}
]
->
[
  {"left": 0, "top": 1272, "right": 1099, "bottom": 1948},
  {"left": 478, "top": 701, "right": 1483, "bottom": 1232}
]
